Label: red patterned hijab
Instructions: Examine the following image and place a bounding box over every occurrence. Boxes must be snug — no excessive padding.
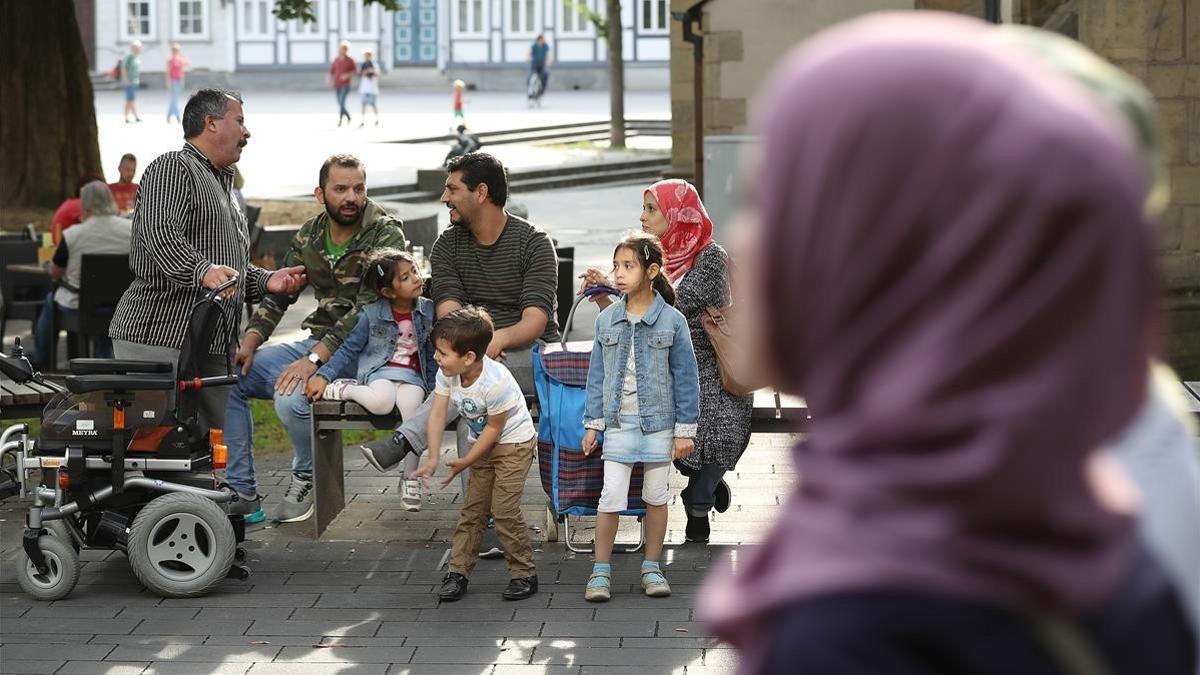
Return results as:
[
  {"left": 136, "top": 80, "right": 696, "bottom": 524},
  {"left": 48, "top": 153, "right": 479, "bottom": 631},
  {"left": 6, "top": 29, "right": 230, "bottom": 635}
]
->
[{"left": 645, "top": 179, "right": 714, "bottom": 282}]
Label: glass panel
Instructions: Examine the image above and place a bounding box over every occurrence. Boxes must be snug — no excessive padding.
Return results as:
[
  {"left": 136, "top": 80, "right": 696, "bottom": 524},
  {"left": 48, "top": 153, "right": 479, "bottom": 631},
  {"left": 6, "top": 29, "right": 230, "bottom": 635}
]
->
[
  {"left": 562, "top": 0, "right": 573, "bottom": 32},
  {"left": 458, "top": 0, "right": 466, "bottom": 30},
  {"left": 420, "top": 26, "right": 434, "bottom": 41},
  {"left": 642, "top": 0, "right": 650, "bottom": 30},
  {"left": 473, "top": 0, "right": 481, "bottom": 32},
  {"left": 348, "top": 1, "right": 357, "bottom": 31},
  {"left": 656, "top": 0, "right": 665, "bottom": 29},
  {"left": 526, "top": 0, "right": 533, "bottom": 31},
  {"left": 396, "top": 26, "right": 410, "bottom": 39},
  {"left": 420, "top": 44, "right": 435, "bottom": 60},
  {"left": 243, "top": 1, "right": 251, "bottom": 31},
  {"left": 259, "top": 2, "right": 267, "bottom": 32},
  {"left": 420, "top": 9, "right": 435, "bottom": 23},
  {"left": 397, "top": 45, "right": 410, "bottom": 59},
  {"left": 510, "top": 0, "right": 518, "bottom": 31}
]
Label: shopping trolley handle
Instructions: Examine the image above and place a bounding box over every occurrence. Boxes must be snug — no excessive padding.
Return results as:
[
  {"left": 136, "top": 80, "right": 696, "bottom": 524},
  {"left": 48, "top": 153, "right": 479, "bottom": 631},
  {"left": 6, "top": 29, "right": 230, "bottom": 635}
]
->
[{"left": 562, "top": 285, "right": 621, "bottom": 350}]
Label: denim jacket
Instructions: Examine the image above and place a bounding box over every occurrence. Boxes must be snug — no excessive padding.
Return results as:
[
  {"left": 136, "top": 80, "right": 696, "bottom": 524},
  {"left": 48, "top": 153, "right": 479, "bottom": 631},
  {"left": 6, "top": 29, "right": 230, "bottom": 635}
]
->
[
  {"left": 317, "top": 297, "right": 437, "bottom": 391},
  {"left": 583, "top": 291, "right": 700, "bottom": 437}
]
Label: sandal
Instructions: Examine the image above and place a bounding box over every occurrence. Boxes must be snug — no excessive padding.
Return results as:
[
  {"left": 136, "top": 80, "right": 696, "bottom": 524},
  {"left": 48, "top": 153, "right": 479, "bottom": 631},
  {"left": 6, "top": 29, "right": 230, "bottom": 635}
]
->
[
  {"left": 585, "top": 568, "right": 611, "bottom": 602},
  {"left": 641, "top": 566, "right": 671, "bottom": 598}
]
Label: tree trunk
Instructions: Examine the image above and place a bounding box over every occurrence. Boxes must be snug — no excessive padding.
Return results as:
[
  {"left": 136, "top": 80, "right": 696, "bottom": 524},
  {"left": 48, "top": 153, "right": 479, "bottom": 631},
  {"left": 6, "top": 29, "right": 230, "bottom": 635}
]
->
[
  {"left": 0, "top": 0, "right": 102, "bottom": 209},
  {"left": 607, "top": 0, "right": 626, "bottom": 148}
]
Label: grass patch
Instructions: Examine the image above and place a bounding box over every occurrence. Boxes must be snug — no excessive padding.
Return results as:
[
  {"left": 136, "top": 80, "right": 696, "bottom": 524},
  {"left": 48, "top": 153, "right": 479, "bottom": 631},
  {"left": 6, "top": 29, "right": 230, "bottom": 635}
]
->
[{"left": 2, "top": 399, "right": 382, "bottom": 460}]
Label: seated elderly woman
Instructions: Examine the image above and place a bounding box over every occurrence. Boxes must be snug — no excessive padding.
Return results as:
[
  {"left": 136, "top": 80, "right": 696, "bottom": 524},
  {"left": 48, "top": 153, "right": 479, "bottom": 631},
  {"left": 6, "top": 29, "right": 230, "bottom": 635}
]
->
[{"left": 33, "top": 181, "right": 132, "bottom": 365}]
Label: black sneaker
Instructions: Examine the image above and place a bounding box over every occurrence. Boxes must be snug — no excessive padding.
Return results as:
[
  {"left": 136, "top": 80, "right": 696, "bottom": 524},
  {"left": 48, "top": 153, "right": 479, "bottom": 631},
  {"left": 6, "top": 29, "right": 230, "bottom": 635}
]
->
[
  {"left": 685, "top": 513, "right": 710, "bottom": 543},
  {"left": 360, "top": 432, "right": 414, "bottom": 472},
  {"left": 502, "top": 576, "right": 538, "bottom": 601},
  {"left": 439, "top": 572, "right": 469, "bottom": 601},
  {"left": 714, "top": 479, "right": 731, "bottom": 513}
]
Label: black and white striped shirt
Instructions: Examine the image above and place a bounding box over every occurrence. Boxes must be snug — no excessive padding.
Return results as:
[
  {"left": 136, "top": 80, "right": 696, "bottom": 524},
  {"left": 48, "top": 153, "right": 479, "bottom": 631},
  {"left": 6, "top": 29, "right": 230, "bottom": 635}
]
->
[{"left": 109, "top": 143, "right": 269, "bottom": 354}]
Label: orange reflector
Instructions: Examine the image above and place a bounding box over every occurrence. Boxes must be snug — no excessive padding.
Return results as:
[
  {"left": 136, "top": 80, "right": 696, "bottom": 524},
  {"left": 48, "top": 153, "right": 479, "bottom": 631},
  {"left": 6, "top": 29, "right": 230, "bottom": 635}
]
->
[
  {"left": 57, "top": 470, "right": 69, "bottom": 491},
  {"left": 210, "top": 429, "right": 227, "bottom": 469}
]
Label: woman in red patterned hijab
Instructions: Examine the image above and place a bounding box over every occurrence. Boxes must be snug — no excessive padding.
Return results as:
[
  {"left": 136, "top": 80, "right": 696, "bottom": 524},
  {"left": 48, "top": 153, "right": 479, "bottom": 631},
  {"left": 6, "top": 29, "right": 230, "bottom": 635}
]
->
[{"left": 643, "top": 179, "right": 715, "bottom": 282}]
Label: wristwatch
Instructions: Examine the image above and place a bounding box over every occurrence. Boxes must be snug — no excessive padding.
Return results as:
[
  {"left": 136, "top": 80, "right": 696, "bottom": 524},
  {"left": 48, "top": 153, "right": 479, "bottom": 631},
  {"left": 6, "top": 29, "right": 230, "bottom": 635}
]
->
[{"left": 306, "top": 352, "right": 324, "bottom": 367}]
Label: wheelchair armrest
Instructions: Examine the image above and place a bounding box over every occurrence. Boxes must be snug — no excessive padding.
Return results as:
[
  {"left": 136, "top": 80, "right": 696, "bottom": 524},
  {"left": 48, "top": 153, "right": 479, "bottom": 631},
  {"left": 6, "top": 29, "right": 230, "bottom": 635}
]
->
[
  {"left": 65, "top": 373, "right": 177, "bottom": 394},
  {"left": 69, "top": 359, "right": 173, "bottom": 376}
]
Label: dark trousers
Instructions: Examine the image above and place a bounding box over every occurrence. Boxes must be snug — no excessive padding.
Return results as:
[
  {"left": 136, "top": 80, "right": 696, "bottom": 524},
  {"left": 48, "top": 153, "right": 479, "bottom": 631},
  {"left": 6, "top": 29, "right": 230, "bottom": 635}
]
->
[
  {"left": 679, "top": 462, "right": 726, "bottom": 517},
  {"left": 763, "top": 546, "right": 1197, "bottom": 675}
]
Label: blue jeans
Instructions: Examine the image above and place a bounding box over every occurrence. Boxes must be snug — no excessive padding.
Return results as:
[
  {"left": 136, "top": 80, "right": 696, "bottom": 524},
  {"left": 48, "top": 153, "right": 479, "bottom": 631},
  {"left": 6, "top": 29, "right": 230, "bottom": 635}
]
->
[
  {"left": 335, "top": 86, "right": 351, "bottom": 122},
  {"left": 167, "top": 80, "right": 183, "bottom": 120},
  {"left": 679, "top": 462, "right": 727, "bottom": 517},
  {"left": 223, "top": 339, "right": 354, "bottom": 497}
]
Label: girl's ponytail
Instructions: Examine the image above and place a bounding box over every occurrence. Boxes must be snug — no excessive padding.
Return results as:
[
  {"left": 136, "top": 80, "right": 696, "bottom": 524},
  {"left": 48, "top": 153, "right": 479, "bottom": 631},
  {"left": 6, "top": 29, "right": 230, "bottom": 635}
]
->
[{"left": 614, "top": 231, "right": 675, "bottom": 306}]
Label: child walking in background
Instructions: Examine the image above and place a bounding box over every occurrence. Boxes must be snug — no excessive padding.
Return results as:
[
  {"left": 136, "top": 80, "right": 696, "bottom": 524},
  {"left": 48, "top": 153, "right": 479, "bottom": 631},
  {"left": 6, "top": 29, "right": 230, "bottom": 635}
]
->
[
  {"left": 359, "top": 48, "right": 381, "bottom": 127},
  {"left": 413, "top": 307, "right": 540, "bottom": 602},
  {"left": 452, "top": 79, "right": 467, "bottom": 128},
  {"left": 582, "top": 232, "right": 700, "bottom": 602},
  {"left": 305, "top": 249, "right": 436, "bottom": 511}
]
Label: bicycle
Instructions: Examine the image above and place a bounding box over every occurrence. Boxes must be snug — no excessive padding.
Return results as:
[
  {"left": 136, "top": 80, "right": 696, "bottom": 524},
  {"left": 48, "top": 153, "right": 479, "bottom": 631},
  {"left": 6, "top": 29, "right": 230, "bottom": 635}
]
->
[{"left": 527, "top": 69, "right": 546, "bottom": 107}]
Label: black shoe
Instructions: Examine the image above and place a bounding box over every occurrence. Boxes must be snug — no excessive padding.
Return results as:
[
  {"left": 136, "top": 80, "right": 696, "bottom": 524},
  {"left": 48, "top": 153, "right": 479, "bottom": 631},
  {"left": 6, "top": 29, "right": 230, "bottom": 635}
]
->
[
  {"left": 439, "top": 572, "right": 469, "bottom": 601},
  {"left": 685, "top": 513, "right": 710, "bottom": 543},
  {"left": 360, "top": 432, "right": 414, "bottom": 472},
  {"left": 502, "top": 576, "right": 538, "bottom": 600},
  {"left": 714, "top": 480, "right": 731, "bottom": 513}
]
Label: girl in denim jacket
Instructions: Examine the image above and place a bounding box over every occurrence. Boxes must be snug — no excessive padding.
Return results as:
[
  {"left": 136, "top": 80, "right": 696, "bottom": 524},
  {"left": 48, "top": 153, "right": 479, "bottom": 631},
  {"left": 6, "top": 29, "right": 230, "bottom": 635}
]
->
[
  {"left": 582, "top": 232, "right": 700, "bottom": 602},
  {"left": 305, "top": 248, "right": 437, "bottom": 511}
]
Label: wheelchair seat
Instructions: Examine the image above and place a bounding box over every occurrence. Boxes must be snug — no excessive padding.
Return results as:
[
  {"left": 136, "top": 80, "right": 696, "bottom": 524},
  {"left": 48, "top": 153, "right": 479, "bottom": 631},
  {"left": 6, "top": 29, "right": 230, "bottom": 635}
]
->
[
  {"left": 69, "top": 359, "right": 173, "bottom": 376},
  {"left": 65, "top": 374, "right": 176, "bottom": 395}
]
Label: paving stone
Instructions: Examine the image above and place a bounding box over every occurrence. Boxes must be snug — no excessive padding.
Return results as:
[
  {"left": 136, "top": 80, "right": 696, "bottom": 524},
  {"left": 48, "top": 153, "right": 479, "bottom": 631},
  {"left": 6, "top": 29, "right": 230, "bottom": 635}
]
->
[
  {"left": 492, "top": 667, "right": 582, "bottom": 675},
  {"left": 89, "top": 635, "right": 207, "bottom": 646},
  {"left": 578, "top": 669, "right": 686, "bottom": 675},
  {"left": 19, "top": 605, "right": 121, "bottom": 619},
  {"left": 3, "top": 617, "right": 140, "bottom": 634},
  {"left": 414, "top": 606, "right": 517, "bottom": 622},
  {"left": 195, "top": 607, "right": 297, "bottom": 621},
  {"left": 113, "top": 607, "right": 202, "bottom": 620},
  {"left": 591, "top": 607, "right": 691, "bottom": 622},
  {"left": 655, "top": 621, "right": 715, "bottom": 638},
  {"left": 314, "top": 593, "right": 439, "bottom": 609},
  {"left": 388, "top": 665, "right": 495, "bottom": 675},
  {"left": 505, "top": 638, "right": 623, "bottom": 650},
  {"left": 202, "top": 636, "right": 328, "bottom": 647},
  {"left": 248, "top": 665, "right": 389, "bottom": 675},
  {"left": 537, "top": 647, "right": 704, "bottom": 667},
  {"left": 274, "top": 646, "right": 416, "bottom": 663},
  {"left": 246, "top": 619, "right": 383, "bottom": 637},
  {"left": 538, "top": 621, "right": 655, "bottom": 638},
  {"left": 2, "top": 635, "right": 97, "bottom": 644},
  {"left": 0, "top": 661, "right": 66, "bottom": 674},
  {"left": 398, "top": 636, "right": 510, "bottom": 647},
  {"left": 143, "top": 663, "right": 251, "bottom": 674},
  {"left": 313, "top": 637, "right": 411, "bottom": 648},
  {"left": 547, "top": 593, "right": 698, "bottom": 609},
  {"left": 1, "top": 643, "right": 115, "bottom": 661},
  {"left": 408, "top": 645, "right": 532, "bottom": 664},
  {"left": 107, "top": 645, "right": 282, "bottom": 662},
  {"left": 621, "top": 637, "right": 723, "bottom": 649},
  {"left": 378, "top": 621, "right": 543, "bottom": 638},
  {"left": 290, "top": 608, "right": 420, "bottom": 622},
  {"left": 158, "top": 593, "right": 320, "bottom": 607},
  {"left": 289, "top": 571, "right": 412, "bottom": 586},
  {"left": 133, "top": 619, "right": 253, "bottom": 635},
  {"left": 702, "top": 648, "right": 740, "bottom": 666},
  {"left": 59, "top": 662, "right": 149, "bottom": 674}
]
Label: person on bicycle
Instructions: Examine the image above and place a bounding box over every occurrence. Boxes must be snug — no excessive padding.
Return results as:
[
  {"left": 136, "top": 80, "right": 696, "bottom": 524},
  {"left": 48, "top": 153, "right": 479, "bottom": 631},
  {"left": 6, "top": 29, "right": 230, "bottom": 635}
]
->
[{"left": 529, "top": 34, "right": 552, "bottom": 99}]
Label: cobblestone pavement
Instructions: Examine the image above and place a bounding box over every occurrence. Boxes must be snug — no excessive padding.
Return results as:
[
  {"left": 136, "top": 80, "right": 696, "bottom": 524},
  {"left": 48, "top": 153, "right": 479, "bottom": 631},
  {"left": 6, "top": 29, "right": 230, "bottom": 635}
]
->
[{"left": 0, "top": 431, "right": 798, "bottom": 674}]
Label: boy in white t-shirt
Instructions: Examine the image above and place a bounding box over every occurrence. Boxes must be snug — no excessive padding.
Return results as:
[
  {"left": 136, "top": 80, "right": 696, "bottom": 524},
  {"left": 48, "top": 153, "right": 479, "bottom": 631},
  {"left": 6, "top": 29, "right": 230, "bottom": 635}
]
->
[{"left": 412, "top": 307, "right": 538, "bottom": 602}]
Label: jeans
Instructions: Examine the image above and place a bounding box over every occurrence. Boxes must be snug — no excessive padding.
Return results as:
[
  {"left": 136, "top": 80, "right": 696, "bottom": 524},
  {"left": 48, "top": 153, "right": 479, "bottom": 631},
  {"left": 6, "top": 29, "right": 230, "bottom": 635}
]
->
[
  {"left": 223, "top": 339, "right": 355, "bottom": 497},
  {"left": 335, "top": 86, "right": 351, "bottom": 122},
  {"left": 679, "top": 463, "right": 727, "bottom": 517},
  {"left": 531, "top": 65, "right": 549, "bottom": 93},
  {"left": 35, "top": 292, "right": 113, "bottom": 364},
  {"left": 167, "top": 79, "right": 183, "bottom": 120}
]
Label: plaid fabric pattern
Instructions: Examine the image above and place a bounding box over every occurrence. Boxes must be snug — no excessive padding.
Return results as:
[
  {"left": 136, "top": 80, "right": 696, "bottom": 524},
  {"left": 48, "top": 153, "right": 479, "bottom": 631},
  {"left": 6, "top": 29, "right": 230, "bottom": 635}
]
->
[{"left": 533, "top": 342, "right": 647, "bottom": 517}]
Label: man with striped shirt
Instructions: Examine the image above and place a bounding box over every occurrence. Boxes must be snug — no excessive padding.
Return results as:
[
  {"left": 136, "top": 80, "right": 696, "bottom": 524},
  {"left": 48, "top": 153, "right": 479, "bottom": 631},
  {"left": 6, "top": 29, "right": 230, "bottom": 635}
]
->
[
  {"left": 109, "top": 89, "right": 306, "bottom": 434},
  {"left": 361, "top": 152, "right": 558, "bottom": 556}
]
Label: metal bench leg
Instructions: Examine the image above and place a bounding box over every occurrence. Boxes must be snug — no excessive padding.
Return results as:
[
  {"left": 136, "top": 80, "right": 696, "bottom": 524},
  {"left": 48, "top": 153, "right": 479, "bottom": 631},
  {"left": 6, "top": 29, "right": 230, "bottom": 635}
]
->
[{"left": 312, "top": 424, "right": 346, "bottom": 539}]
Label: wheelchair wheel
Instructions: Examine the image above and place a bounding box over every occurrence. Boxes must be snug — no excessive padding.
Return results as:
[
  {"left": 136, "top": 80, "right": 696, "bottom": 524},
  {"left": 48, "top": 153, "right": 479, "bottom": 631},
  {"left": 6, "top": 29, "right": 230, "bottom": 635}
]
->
[
  {"left": 544, "top": 503, "right": 559, "bottom": 543},
  {"left": 43, "top": 519, "right": 80, "bottom": 552},
  {"left": 127, "top": 492, "right": 236, "bottom": 598},
  {"left": 17, "top": 534, "right": 80, "bottom": 601}
]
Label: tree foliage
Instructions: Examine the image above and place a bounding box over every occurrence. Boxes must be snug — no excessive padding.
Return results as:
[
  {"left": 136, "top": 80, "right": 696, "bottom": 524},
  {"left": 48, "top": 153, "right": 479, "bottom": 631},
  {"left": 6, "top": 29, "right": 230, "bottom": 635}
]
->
[{"left": 272, "top": 0, "right": 404, "bottom": 22}]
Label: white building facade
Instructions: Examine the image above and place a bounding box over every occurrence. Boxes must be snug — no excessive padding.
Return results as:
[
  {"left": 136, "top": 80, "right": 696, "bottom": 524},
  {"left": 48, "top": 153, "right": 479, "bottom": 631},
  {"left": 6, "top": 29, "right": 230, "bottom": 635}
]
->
[{"left": 88, "top": 0, "right": 668, "bottom": 86}]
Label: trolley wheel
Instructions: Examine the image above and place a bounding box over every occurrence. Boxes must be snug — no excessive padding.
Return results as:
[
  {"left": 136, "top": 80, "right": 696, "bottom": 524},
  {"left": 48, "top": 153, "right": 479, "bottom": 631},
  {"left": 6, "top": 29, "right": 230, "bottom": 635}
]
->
[
  {"left": 17, "top": 534, "right": 80, "bottom": 601},
  {"left": 127, "top": 493, "right": 236, "bottom": 598},
  {"left": 544, "top": 505, "right": 559, "bottom": 543}
]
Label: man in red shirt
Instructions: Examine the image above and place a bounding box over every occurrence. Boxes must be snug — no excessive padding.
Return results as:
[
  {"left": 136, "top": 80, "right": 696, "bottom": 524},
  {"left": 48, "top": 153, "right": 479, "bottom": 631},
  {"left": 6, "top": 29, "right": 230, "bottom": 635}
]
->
[
  {"left": 108, "top": 153, "right": 139, "bottom": 215},
  {"left": 328, "top": 41, "right": 357, "bottom": 127}
]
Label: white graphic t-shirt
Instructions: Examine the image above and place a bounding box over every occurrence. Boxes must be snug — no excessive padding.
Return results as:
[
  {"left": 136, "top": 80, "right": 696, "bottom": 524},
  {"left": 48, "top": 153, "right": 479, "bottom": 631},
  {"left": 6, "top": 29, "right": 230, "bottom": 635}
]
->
[
  {"left": 386, "top": 310, "right": 420, "bottom": 373},
  {"left": 434, "top": 356, "right": 536, "bottom": 444}
]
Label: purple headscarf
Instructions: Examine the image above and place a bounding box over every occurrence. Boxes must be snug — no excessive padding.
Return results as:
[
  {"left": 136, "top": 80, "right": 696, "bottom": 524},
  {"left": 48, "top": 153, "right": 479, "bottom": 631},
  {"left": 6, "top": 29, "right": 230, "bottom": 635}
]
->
[{"left": 700, "top": 12, "right": 1158, "bottom": 669}]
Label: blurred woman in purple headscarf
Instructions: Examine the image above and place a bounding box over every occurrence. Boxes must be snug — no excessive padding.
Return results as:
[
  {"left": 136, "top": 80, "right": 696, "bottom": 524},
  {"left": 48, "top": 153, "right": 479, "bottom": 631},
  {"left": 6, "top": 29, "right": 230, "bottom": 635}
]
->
[{"left": 700, "top": 12, "right": 1196, "bottom": 675}]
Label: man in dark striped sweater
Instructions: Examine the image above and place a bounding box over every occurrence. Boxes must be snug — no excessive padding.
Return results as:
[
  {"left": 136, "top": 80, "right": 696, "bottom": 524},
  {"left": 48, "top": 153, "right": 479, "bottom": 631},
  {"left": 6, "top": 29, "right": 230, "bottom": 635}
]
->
[
  {"left": 109, "top": 89, "right": 306, "bottom": 432},
  {"left": 361, "top": 153, "right": 559, "bottom": 556}
]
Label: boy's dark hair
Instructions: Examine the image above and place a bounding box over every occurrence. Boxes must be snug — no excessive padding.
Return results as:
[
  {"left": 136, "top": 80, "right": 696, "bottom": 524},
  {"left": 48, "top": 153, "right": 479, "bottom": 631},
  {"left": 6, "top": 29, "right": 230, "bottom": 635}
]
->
[
  {"left": 445, "top": 152, "right": 507, "bottom": 206},
  {"left": 431, "top": 306, "right": 494, "bottom": 360},
  {"left": 614, "top": 231, "right": 676, "bottom": 306},
  {"left": 182, "top": 88, "right": 242, "bottom": 139},
  {"left": 363, "top": 247, "right": 419, "bottom": 294},
  {"left": 319, "top": 154, "right": 366, "bottom": 191}
]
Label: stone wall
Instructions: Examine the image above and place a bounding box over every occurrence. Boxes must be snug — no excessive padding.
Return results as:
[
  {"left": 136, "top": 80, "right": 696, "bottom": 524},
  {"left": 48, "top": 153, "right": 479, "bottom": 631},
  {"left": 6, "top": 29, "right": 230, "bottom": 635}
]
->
[{"left": 1078, "top": 0, "right": 1200, "bottom": 375}]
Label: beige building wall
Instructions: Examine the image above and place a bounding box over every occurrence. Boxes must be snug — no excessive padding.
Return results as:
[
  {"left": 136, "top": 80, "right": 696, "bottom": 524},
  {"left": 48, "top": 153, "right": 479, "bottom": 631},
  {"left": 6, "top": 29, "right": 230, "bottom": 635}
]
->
[{"left": 669, "top": 0, "right": 914, "bottom": 178}]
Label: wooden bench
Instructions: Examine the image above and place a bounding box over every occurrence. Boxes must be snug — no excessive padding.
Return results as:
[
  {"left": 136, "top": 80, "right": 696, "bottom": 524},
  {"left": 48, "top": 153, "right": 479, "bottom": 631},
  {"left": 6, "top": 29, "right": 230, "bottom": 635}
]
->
[
  {"left": 309, "top": 389, "right": 809, "bottom": 538},
  {"left": 0, "top": 373, "right": 58, "bottom": 420}
]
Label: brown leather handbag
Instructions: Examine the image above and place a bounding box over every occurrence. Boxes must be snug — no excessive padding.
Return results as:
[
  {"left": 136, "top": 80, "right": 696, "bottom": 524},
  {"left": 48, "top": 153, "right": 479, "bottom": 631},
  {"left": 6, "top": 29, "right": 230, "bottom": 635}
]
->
[{"left": 701, "top": 303, "right": 765, "bottom": 396}]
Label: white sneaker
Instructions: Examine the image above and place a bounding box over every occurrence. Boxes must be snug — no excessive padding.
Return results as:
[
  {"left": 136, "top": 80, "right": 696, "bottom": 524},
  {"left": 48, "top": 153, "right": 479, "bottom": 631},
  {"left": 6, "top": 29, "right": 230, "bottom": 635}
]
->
[
  {"left": 323, "top": 378, "right": 356, "bottom": 401},
  {"left": 401, "top": 479, "right": 421, "bottom": 512}
]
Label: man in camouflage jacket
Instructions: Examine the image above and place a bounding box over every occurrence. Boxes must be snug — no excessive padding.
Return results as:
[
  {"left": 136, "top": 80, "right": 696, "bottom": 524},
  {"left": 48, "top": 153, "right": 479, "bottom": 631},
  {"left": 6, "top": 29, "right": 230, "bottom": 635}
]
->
[{"left": 224, "top": 155, "right": 406, "bottom": 524}]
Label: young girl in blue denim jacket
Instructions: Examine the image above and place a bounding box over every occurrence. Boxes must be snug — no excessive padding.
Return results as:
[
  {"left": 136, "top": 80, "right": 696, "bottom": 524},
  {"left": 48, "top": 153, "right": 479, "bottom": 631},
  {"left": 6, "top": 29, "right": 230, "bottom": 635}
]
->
[
  {"left": 304, "top": 248, "right": 437, "bottom": 511},
  {"left": 582, "top": 232, "right": 700, "bottom": 602}
]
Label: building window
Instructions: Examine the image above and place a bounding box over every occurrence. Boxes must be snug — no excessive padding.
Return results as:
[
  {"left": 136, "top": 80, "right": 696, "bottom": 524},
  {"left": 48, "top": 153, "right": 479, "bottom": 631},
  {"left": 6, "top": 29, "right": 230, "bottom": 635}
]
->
[
  {"left": 120, "top": 0, "right": 156, "bottom": 41},
  {"left": 342, "top": 0, "right": 376, "bottom": 38},
  {"left": 290, "top": 0, "right": 322, "bottom": 36},
  {"left": 240, "top": 0, "right": 272, "bottom": 37},
  {"left": 454, "top": 0, "right": 485, "bottom": 35},
  {"left": 508, "top": 0, "right": 536, "bottom": 35},
  {"left": 174, "top": 0, "right": 209, "bottom": 40},
  {"left": 560, "top": 0, "right": 595, "bottom": 35},
  {"left": 639, "top": 0, "right": 667, "bottom": 34}
]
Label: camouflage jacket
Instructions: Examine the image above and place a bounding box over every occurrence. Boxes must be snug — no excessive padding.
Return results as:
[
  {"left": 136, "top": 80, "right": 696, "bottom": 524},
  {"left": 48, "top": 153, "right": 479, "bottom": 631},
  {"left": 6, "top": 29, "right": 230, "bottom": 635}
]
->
[{"left": 246, "top": 199, "right": 407, "bottom": 354}]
